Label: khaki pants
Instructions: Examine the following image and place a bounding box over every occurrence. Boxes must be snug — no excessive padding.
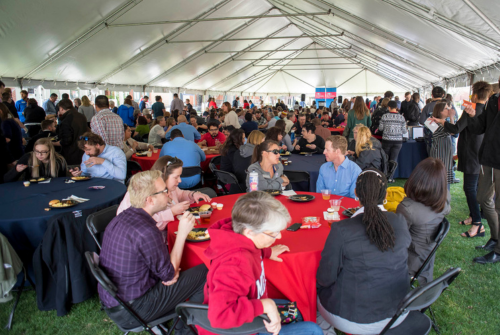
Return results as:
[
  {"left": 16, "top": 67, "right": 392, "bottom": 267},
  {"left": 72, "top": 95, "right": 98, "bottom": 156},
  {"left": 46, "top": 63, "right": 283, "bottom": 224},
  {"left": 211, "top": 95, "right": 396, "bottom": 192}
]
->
[{"left": 477, "top": 166, "right": 500, "bottom": 253}]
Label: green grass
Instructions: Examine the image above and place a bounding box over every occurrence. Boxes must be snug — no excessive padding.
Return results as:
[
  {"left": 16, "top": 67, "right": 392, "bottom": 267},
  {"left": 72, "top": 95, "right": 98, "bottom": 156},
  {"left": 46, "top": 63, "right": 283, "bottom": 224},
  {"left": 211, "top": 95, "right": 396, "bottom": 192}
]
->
[{"left": 1, "top": 172, "right": 499, "bottom": 334}]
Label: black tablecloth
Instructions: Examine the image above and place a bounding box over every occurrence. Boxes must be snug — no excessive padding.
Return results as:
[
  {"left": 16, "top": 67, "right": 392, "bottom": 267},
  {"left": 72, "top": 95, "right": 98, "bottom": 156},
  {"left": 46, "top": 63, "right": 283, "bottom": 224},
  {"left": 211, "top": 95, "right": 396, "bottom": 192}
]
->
[
  {"left": 393, "top": 140, "right": 428, "bottom": 179},
  {"left": 0, "top": 178, "right": 126, "bottom": 266},
  {"left": 283, "top": 154, "right": 326, "bottom": 192}
]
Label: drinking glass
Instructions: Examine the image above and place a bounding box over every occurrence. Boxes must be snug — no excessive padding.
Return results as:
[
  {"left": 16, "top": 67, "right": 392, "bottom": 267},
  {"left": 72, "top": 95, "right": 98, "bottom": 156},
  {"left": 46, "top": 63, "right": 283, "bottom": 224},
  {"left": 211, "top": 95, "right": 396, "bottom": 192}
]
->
[
  {"left": 329, "top": 199, "right": 341, "bottom": 212},
  {"left": 321, "top": 189, "right": 330, "bottom": 200}
]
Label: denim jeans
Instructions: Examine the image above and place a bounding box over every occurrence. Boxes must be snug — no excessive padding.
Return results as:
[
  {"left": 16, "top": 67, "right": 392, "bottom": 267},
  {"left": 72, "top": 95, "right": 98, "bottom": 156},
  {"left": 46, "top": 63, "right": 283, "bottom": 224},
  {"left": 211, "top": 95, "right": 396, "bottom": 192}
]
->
[{"left": 463, "top": 173, "right": 481, "bottom": 223}]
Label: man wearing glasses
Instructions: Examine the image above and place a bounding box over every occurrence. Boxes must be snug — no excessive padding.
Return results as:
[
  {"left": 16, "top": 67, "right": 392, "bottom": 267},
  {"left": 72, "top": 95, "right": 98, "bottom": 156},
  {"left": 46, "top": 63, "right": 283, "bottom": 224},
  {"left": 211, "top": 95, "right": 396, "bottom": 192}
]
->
[
  {"left": 99, "top": 170, "right": 208, "bottom": 333},
  {"left": 70, "top": 132, "right": 127, "bottom": 183}
]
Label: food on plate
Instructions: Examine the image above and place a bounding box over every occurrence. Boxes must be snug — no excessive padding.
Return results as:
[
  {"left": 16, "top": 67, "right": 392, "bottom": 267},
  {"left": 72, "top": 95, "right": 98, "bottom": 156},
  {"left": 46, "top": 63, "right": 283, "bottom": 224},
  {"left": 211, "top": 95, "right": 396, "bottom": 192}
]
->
[
  {"left": 37, "top": 178, "right": 45, "bottom": 182},
  {"left": 49, "top": 199, "right": 76, "bottom": 208},
  {"left": 49, "top": 200, "right": 61, "bottom": 206},
  {"left": 199, "top": 204, "right": 211, "bottom": 212},
  {"left": 72, "top": 176, "right": 89, "bottom": 180},
  {"left": 187, "top": 230, "right": 210, "bottom": 240}
]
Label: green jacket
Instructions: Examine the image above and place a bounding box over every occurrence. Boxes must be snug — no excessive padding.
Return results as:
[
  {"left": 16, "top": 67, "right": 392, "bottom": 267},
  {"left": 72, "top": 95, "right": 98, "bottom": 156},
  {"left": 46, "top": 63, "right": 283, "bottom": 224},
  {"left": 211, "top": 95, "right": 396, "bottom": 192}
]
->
[{"left": 345, "top": 110, "right": 372, "bottom": 139}]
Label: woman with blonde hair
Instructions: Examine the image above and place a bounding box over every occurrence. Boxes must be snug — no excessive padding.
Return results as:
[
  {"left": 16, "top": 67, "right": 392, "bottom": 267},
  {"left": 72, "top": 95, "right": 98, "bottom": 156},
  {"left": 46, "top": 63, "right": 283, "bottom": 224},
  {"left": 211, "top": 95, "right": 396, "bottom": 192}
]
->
[
  {"left": 78, "top": 95, "right": 95, "bottom": 126},
  {"left": 164, "top": 117, "right": 176, "bottom": 132},
  {"left": 4, "top": 138, "right": 67, "bottom": 182},
  {"left": 148, "top": 116, "right": 167, "bottom": 146},
  {"left": 347, "top": 125, "right": 386, "bottom": 172},
  {"left": 345, "top": 96, "right": 371, "bottom": 141}
]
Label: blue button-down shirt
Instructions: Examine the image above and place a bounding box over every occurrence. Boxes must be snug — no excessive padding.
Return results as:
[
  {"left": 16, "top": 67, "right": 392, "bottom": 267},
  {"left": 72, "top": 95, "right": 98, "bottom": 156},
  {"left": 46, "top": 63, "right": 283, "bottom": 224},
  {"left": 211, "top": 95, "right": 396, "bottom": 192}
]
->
[
  {"left": 42, "top": 99, "right": 57, "bottom": 115},
  {"left": 80, "top": 145, "right": 127, "bottom": 183},
  {"left": 316, "top": 157, "right": 361, "bottom": 199},
  {"left": 160, "top": 137, "right": 206, "bottom": 188},
  {"left": 165, "top": 123, "right": 201, "bottom": 141}
]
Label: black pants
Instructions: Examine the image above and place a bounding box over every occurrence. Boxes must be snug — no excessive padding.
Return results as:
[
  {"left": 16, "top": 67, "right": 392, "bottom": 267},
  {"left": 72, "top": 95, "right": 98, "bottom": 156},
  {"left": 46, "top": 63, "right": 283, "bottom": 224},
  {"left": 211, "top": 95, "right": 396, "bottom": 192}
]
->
[
  {"left": 382, "top": 141, "right": 403, "bottom": 162},
  {"left": 106, "top": 264, "right": 208, "bottom": 330},
  {"left": 463, "top": 173, "right": 481, "bottom": 223}
]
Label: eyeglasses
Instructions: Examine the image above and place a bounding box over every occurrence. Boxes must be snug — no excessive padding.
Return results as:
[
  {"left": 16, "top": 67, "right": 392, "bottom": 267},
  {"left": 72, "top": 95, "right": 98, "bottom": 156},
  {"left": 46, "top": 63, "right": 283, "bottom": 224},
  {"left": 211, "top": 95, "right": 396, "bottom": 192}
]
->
[
  {"left": 261, "top": 231, "right": 280, "bottom": 239},
  {"left": 149, "top": 188, "right": 169, "bottom": 197},
  {"left": 265, "top": 149, "right": 280, "bottom": 155},
  {"left": 34, "top": 150, "right": 49, "bottom": 155}
]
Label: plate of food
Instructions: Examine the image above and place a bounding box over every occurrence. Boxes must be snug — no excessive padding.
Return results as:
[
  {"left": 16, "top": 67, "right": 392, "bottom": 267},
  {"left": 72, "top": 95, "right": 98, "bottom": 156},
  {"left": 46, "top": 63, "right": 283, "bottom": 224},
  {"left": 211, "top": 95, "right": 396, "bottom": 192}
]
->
[
  {"left": 29, "top": 177, "right": 47, "bottom": 183},
  {"left": 288, "top": 194, "right": 315, "bottom": 202},
  {"left": 280, "top": 151, "right": 291, "bottom": 156},
  {"left": 186, "top": 228, "right": 210, "bottom": 242},
  {"left": 342, "top": 206, "right": 361, "bottom": 217},
  {"left": 188, "top": 204, "right": 213, "bottom": 215},
  {"left": 49, "top": 199, "right": 78, "bottom": 209},
  {"left": 299, "top": 152, "right": 316, "bottom": 155},
  {"left": 262, "top": 189, "right": 282, "bottom": 196},
  {"left": 135, "top": 152, "right": 148, "bottom": 157},
  {"left": 71, "top": 176, "right": 91, "bottom": 181}
]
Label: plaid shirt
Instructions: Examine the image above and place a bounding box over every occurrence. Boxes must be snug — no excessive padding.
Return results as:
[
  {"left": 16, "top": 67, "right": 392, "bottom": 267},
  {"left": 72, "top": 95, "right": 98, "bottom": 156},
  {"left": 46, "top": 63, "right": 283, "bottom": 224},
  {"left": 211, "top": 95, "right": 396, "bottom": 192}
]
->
[
  {"left": 98, "top": 207, "right": 175, "bottom": 308},
  {"left": 91, "top": 108, "right": 124, "bottom": 149}
]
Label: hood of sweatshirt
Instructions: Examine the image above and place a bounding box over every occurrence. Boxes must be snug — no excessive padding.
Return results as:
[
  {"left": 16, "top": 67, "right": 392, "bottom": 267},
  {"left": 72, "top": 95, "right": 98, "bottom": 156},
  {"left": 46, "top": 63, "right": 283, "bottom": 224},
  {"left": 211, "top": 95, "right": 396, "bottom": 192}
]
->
[{"left": 239, "top": 143, "right": 255, "bottom": 158}]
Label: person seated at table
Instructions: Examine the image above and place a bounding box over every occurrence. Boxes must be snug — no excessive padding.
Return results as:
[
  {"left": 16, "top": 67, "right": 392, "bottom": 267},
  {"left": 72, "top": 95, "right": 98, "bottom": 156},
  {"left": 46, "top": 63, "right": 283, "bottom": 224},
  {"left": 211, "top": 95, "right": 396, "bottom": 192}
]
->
[
  {"left": 198, "top": 121, "right": 226, "bottom": 148},
  {"left": 334, "top": 109, "right": 346, "bottom": 127},
  {"left": 265, "top": 126, "right": 288, "bottom": 152},
  {"left": 133, "top": 116, "right": 150, "bottom": 138},
  {"left": 200, "top": 191, "right": 323, "bottom": 335},
  {"left": 190, "top": 114, "right": 208, "bottom": 134},
  {"left": 99, "top": 170, "right": 208, "bottom": 333},
  {"left": 347, "top": 125, "right": 386, "bottom": 173},
  {"left": 240, "top": 112, "right": 258, "bottom": 137},
  {"left": 69, "top": 132, "right": 127, "bottom": 183},
  {"left": 160, "top": 129, "right": 205, "bottom": 189},
  {"left": 312, "top": 118, "right": 331, "bottom": 141},
  {"left": 25, "top": 119, "right": 58, "bottom": 153},
  {"left": 291, "top": 113, "right": 306, "bottom": 135},
  {"left": 4, "top": 138, "right": 67, "bottom": 182},
  {"left": 294, "top": 123, "right": 325, "bottom": 153},
  {"left": 321, "top": 111, "right": 331, "bottom": 127},
  {"left": 397, "top": 158, "right": 450, "bottom": 284},
  {"left": 233, "top": 130, "right": 265, "bottom": 193},
  {"left": 275, "top": 119, "right": 293, "bottom": 152},
  {"left": 123, "top": 124, "right": 153, "bottom": 160},
  {"left": 148, "top": 116, "right": 167, "bottom": 147},
  {"left": 117, "top": 155, "right": 211, "bottom": 234},
  {"left": 165, "top": 115, "right": 201, "bottom": 142},
  {"left": 317, "top": 136, "right": 361, "bottom": 199},
  {"left": 317, "top": 169, "right": 411, "bottom": 335},
  {"left": 221, "top": 125, "right": 234, "bottom": 138},
  {"left": 220, "top": 128, "right": 245, "bottom": 175},
  {"left": 246, "top": 140, "right": 290, "bottom": 192}
]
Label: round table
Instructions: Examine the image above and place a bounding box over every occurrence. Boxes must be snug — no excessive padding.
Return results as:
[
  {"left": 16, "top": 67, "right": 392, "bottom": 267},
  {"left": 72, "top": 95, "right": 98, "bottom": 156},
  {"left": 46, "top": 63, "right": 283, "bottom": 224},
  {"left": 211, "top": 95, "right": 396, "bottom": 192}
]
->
[
  {"left": 132, "top": 151, "right": 219, "bottom": 172},
  {"left": 167, "top": 192, "right": 359, "bottom": 322},
  {"left": 283, "top": 153, "right": 326, "bottom": 192},
  {"left": 0, "top": 178, "right": 126, "bottom": 265},
  {"left": 328, "top": 127, "right": 345, "bottom": 134}
]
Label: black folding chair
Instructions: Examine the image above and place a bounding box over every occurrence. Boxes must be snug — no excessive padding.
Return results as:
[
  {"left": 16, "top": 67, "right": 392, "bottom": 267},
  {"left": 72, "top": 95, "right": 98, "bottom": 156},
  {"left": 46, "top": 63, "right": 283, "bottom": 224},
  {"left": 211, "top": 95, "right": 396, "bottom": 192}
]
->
[
  {"left": 141, "top": 133, "right": 149, "bottom": 143},
  {"left": 85, "top": 252, "right": 179, "bottom": 335},
  {"left": 175, "top": 302, "right": 270, "bottom": 335},
  {"left": 86, "top": 205, "right": 119, "bottom": 250},
  {"left": 386, "top": 160, "right": 398, "bottom": 181},
  {"left": 180, "top": 166, "right": 203, "bottom": 190},
  {"left": 204, "top": 156, "right": 221, "bottom": 185},
  {"left": 209, "top": 155, "right": 222, "bottom": 172},
  {"left": 126, "top": 161, "right": 143, "bottom": 185},
  {"left": 192, "top": 187, "right": 217, "bottom": 199},
  {"left": 379, "top": 267, "right": 461, "bottom": 335},
  {"left": 213, "top": 169, "right": 244, "bottom": 194}
]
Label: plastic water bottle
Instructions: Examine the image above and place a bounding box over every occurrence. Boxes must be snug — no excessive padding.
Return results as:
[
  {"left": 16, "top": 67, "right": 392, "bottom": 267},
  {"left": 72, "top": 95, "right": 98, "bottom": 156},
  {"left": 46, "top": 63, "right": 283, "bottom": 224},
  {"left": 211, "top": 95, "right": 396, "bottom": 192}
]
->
[
  {"left": 249, "top": 170, "right": 259, "bottom": 192},
  {"left": 290, "top": 130, "right": 295, "bottom": 142}
]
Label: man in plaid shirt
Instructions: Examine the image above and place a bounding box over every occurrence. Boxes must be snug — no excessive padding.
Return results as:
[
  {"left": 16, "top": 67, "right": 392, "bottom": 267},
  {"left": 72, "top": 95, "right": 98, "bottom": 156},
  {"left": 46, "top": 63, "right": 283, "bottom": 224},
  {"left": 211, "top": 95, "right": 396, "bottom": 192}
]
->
[{"left": 91, "top": 95, "right": 124, "bottom": 149}]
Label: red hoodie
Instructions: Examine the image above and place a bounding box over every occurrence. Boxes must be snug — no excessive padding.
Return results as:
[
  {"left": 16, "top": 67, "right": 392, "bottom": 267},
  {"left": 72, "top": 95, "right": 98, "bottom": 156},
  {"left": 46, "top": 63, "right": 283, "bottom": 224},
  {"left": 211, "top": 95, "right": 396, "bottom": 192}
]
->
[{"left": 198, "top": 218, "right": 272, "bottom": 335}]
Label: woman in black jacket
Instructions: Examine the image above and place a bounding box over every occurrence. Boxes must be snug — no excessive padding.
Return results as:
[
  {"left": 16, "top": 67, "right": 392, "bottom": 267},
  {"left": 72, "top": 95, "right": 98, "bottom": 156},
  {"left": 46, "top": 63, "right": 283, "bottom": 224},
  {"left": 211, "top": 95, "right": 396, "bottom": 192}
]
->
[
  {"left": 317, "top": 169, "right": 411, "bottom": 334},
  {"left": 347, "top": 125, "right": 387, "bottom": 173},
  {"left": 219, "top": 128, "right": 245, "bottom": 174},
  {"left": 405, "top": 93, "right": 421, "bottom": 126},
  {"left": 24, "top": 99, "right": 46, "bottom": 137}
]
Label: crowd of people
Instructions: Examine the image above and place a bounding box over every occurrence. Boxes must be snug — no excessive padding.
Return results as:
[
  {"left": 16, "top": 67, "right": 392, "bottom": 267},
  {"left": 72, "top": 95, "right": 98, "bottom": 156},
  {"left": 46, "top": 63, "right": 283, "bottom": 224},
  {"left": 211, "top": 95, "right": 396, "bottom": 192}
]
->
[{"left": 1, "top": 77, "right": 500, "bottom": 334}]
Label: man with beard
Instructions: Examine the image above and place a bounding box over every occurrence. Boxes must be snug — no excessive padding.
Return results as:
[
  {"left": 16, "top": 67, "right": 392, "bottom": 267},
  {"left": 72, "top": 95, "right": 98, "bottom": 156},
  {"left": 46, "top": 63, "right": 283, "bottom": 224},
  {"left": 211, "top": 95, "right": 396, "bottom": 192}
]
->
[
  {"left": 198, "top": 121, "right": 226, "bottom": 147},
  {"left": 70, "top": 132, "right": 126, "bottom": 183}
]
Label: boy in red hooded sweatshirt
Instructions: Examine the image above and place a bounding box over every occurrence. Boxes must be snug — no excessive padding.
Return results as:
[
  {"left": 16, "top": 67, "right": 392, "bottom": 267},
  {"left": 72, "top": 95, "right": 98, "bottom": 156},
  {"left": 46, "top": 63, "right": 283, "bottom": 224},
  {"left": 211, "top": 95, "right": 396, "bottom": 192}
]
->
[{"left": 200, "top": 191, "right": 323, "bottom": 335}]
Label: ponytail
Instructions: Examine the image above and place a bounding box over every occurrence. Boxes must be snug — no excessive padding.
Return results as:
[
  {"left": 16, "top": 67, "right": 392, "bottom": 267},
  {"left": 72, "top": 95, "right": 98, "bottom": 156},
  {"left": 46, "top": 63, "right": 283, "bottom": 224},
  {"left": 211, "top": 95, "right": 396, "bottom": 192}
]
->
[{"left": 355, "top": 169, "right": 395, "bottom": 252}]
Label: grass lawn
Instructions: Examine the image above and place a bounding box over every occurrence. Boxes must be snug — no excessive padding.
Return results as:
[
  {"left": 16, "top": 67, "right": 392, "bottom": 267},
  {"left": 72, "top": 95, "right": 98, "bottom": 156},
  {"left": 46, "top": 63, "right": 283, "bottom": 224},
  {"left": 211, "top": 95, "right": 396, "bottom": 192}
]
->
[{"left": 1, "top": 172, "right": 499, "bottom": 334}]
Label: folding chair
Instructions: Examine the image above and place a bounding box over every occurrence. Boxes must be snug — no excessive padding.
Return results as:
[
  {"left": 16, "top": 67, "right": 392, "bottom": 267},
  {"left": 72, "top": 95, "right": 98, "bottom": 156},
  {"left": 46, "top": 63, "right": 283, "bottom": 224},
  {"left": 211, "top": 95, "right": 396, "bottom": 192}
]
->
[
  {"left": 386, "top": 160, "right": 398, "bottom": 181},
  {"left": 192, "top": 187, "right": 217, "bottom": 199},
  {"left": 86, "top": 205, "right": 119, "bottom": 250},
  {"left": 126, "top": 161, "right": 143, "bottom": 185},
  {"left": 213, "top": 169, "right": 244, "bottom": 194},
  {"left": 141, "top": 133, "right": 149, "bottom": 143},
  {"left": 181, "top": 166, "right": 203, "bottom": 190},
  {"left": 379, "top": 267, "right": 461, "bottom": 335},
  {"left": 284, "top": 170, "right": 310, "bottom": 190},
  {"left": 85, "top": 252, "right": 179, "bottom": 335},
  {"left": 209, "top": 156, "right": 222, "bottom": 172},
  {"left": 175, "top": 302, "right": 269, "bottom": 335}
]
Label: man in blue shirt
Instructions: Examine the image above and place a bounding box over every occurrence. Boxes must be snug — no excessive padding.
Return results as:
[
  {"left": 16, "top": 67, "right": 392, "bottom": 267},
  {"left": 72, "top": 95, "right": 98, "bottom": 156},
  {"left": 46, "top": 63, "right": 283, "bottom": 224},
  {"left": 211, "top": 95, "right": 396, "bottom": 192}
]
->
[
  {"left": 15, "top": 90, "right": 28, "bottom": 122},
  {"left": 69, "top": 132, "right": 127, "bottom": 183},
  {"left": 317, "top": 135, "right": 361, "bottom": 198},
  {"left": 139, "top": 96, "right": 149, "bottom": 112},
  {"left": 240, "top": 112, "right": 258, "bottom": 137},
  {"left": 160, "top": 129, "right": 206, "bottom": 189},
  {"left": 165, "top": 115, "right": 201, "bottom": 141},
  {"left": 43, "top": 93, "right": 58, "bottom": 115},
  {"left": 232, "top": 97, "right": 239, "bottom": 108}
]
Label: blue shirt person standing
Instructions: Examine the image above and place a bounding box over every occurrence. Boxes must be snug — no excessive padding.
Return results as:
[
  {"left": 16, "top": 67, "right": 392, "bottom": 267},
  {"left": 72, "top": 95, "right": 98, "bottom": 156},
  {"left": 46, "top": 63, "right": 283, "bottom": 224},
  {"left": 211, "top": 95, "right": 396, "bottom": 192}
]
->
[
  {"left": 317, "top": 135, "right": 361, "bottom": 199},
  {"left": 15, "top": 90, "right": 28, "bottom": 122}
]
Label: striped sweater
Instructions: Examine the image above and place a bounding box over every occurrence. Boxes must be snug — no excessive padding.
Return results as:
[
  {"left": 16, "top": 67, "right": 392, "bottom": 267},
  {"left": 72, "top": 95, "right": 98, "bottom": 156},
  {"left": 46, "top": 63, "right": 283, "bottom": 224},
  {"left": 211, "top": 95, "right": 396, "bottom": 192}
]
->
[{"left": 379, "top": 112, "right": 407, "bottom": 142}]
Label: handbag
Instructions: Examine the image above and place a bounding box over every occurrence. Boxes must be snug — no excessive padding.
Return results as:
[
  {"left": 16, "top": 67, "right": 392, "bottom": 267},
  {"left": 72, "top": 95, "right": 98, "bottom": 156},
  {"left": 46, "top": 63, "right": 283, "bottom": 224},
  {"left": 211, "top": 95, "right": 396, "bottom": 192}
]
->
[{"left": 276, "top": 301, "right": 299, "bottom": 324}]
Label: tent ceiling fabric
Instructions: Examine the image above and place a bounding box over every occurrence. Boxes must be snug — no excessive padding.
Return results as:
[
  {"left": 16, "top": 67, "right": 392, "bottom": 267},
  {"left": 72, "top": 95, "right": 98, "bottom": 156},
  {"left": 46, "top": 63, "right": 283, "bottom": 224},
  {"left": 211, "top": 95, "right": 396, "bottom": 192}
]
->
[{"left": 1, "top": 0, "right": 500, "bottom": 95}]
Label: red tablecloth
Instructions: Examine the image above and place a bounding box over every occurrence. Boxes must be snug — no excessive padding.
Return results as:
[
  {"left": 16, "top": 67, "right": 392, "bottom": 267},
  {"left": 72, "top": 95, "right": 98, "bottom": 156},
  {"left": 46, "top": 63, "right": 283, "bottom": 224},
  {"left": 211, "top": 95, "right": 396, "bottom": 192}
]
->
[
  {"left": 131, "top": 152, "right": 219, "bottom": 172},
  {"left": 167, "top": 192, "right": 359, "bottom": 322},
  {"left": 328, "top": 127, "right": 345, "bottom": 134}
]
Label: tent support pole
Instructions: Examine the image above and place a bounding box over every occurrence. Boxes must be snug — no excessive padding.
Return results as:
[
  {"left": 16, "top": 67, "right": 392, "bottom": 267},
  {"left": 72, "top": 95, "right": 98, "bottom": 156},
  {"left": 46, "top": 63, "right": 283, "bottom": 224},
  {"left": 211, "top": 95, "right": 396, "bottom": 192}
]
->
[
  {"left": 281, "top": 71, "right": 316, "bottom": 88},
  {"left": 336, "top": 70, "right": 364, "bottom": 89}
]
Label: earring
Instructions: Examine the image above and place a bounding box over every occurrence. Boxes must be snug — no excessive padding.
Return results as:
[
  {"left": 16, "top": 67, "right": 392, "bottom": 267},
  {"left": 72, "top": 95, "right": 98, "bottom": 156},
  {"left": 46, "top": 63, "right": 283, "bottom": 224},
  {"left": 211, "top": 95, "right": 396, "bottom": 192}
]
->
[
  {"left": 383, "top": 199, "right": 388, "bottom": 205},
  {"left": 355, "top": 196, "right": 359, "bottom": 201}
]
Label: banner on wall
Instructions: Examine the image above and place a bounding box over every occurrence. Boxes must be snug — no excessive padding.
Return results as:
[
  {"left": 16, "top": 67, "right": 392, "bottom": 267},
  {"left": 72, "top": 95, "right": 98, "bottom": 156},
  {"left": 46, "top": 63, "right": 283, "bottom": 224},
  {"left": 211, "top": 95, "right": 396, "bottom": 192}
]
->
[
  {"left": 326, "top": 88, "right": 337, "bottom": 99},
  {"left": 315, "top": 88, "right": 325, "bottom": 99}
]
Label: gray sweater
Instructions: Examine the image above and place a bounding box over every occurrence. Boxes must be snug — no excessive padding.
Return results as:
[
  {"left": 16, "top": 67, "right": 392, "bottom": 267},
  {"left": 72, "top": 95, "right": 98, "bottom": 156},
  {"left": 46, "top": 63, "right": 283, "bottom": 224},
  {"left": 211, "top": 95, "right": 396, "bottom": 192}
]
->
[
  {"left": 78, "top": 105, "right": 95, "bottom": 122},
  {"left": 246, "top": 161, "right": 284, "bottom": 192},
  {"left": 379, "top": 112, "right": 407, "bottom": 142}
]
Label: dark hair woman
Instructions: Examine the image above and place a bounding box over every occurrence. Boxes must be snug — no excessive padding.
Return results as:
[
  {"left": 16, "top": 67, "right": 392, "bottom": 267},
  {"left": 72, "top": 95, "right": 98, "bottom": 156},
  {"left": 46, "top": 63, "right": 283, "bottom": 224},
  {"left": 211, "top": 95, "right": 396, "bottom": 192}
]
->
[
  {"left": 23, "top": 98, "right": 46, "bottom": 137},
  {"left": 274, "top": 119, "right": 293, "bottom": 151},
  {"left": 0, "top": 103, "right": 24, "bottom": 160},
  {"left": 134, "top": 115, "right": 150, "bottom": 137},
  {"left": 265, "top": 126, "right": 287, "bottom": 152},
  {"left": 345, "top": 96, "right": 371, "bottom": 141},
  {"left": 247, "top": 140, "right": 290, "bottom": 192},
  {"left": 317, "top": 169, "right": 411, "bottom": 334},
  {"left": 430, "top": 101, "right": 454, "bottom": 187},
  {"left": 220, "top": 128, "right": 245, "bottom": 176}
]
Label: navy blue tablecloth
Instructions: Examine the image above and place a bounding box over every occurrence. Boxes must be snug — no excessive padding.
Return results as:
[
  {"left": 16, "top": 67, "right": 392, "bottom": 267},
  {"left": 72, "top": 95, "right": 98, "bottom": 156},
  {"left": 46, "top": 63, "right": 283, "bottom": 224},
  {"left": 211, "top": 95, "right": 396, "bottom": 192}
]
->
[
  {"left": 283, "top": 154, "right": 326, "bottom": 192},
  {"left": 0, "top": 178, "right": 126, "bottom": 267},
  {"left": 393, "top": 140, "right": 428, "bottom": 179}
]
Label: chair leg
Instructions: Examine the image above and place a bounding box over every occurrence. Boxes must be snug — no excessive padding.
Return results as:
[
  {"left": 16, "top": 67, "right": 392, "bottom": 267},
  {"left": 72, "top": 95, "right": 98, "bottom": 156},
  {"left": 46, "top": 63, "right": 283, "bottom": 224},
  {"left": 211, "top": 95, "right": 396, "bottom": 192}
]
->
[
  {"left": 166, "top": 317, "right": 180, "bottom": 335},
  {"left": 4, "top": 272, "right": 26, "bottom": 330},
  {"left": 428, "top": 306, "right": 440, "bottom": 334}
]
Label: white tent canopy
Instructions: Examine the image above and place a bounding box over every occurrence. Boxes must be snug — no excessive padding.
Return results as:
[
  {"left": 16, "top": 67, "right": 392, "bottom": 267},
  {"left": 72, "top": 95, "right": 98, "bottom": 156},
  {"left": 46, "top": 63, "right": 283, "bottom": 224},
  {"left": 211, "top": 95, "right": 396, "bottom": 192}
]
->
[{"left": 1, "top": 0, "right": 500, "bottom": 97}]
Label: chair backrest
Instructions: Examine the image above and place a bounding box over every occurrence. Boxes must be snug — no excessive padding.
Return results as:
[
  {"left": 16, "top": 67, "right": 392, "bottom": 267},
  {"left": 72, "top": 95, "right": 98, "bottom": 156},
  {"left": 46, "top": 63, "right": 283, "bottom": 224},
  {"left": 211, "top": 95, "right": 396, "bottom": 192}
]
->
[
  {"left": 126, "top": 160, "right": 143, "bottom": 184},
  {"left": 380, "top": 267, "right": 461, "bottom": 335},
  {"left": 86, "top": 205, "right": 119, "bottom": 250},
  {"left": 213, "top": 169, "right": 243, "bottom": 192},
  {"left": 192, "top": 187, "right": 217, "bottom": 199},
  {"left": 410, "top": 218, "right": 450, "bottom": 286},
  {"left": 141, "top": 133, "right": 149, "bottom": 142},
  {"left": 209, "top": 156, "right": 222, "bottom": 172},
  {"left": 181, "top": 166, "right": 203, "bottom": 178},
  {"left": 284, "top": 170, "right": 310, "bottom": 183},
  {"left": 175, "top": 302, "right": 269, "bottom": 335}
]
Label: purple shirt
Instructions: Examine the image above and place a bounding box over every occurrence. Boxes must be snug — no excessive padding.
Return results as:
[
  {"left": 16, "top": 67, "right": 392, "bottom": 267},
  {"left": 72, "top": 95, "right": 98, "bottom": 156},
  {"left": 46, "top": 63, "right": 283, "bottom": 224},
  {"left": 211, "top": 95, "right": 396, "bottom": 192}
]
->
[{"left": 98, "top": 207, "right": 175, "bottom": 308}]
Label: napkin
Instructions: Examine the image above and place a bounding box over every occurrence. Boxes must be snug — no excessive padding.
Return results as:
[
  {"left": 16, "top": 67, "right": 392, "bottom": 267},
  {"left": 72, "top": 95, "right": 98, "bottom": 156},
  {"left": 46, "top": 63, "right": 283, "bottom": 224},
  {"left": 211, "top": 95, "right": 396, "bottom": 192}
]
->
[
  {"left": 282, "top": 190, "right": 297, "bottom": 196},
  {"left": 63, "top": 195, "right": 90, "bottom": 203},
  {"left": 39, "top": 178, "right": 51, "bottom": 184}
]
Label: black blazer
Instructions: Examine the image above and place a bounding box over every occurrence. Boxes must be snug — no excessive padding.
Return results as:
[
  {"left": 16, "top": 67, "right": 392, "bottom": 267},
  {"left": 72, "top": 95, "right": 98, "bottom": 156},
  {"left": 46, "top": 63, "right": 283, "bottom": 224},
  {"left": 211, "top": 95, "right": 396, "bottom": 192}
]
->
[{"left": 317, "top": 212, "right": 411, "bottom": 324}]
